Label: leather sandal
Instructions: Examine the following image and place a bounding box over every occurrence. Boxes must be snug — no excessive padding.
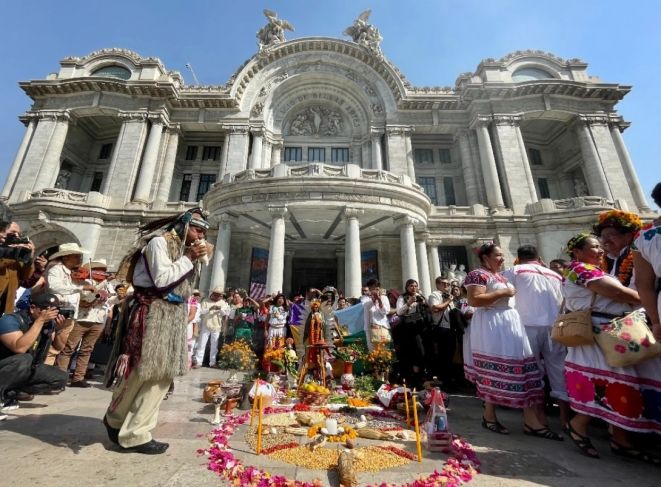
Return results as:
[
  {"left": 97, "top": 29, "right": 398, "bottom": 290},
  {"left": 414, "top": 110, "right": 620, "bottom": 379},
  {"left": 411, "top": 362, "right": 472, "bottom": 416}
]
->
[
  {"left": 482, "top": 416, "right": 510, "bottom": 435},
  {"left": 524, "top": 424, "right": 564, "bottom": 441},
  {"left": 610, "top": 439, "right": 661, "bottom": 466},
  {"left": 567, "top": 422, "right": 599, "bottom": 458}
]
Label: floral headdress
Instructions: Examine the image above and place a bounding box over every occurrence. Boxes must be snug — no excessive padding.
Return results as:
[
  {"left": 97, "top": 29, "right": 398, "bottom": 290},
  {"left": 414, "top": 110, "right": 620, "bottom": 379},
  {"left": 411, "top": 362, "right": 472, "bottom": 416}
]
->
[
  {"left": 593, "top": 210, "right": 642, "bottom": 235},
  {"left": 566, "top": 232, "right": 595, "bottom": 257}
]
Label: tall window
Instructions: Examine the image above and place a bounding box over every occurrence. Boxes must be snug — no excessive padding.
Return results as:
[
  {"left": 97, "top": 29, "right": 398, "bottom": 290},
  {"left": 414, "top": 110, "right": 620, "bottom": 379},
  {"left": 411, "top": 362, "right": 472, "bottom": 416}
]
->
[
  {"left": 439, "top": 148, "right": 452, "bottom": 164},
  {"left": 202, "top": 146, "right": 220, "bottom": 161},
  {"left": 443, "top": 177, "right": 456, "bottom": 205},
  {"left": 284, "top": 147, "right": 302, "bottom": 162},
  {"left": 331, "top": 147, "right": 350, "bottom": 163},
  {"left": 179, "top": 174, "right": 192, "bottom": 201},
  {"left": 90, "top": 171, "right": 104, "bottom": 192},
  {"left": 416, "top": 176, "right": 438, "bottom": 205},
  {"left": 414, "top": 148, "right": 434, "bottom": 164},
  {"left": 196, "top": 174, "right": 217, "bottom": 200},
  {"left": 98, "top": 143, "right": 112, "bottom": 160},
  {"left": 538, "top": 177, "right": 551, "bottom": 199},
  {"left": 529, "top": 148, "right": 543, "bottom": 165},
  {"left": 185, "top": 146, "right": 198, "bottom": 161},
  {"left": 308, "top": 147, "right": 325, "bottom": 162}
]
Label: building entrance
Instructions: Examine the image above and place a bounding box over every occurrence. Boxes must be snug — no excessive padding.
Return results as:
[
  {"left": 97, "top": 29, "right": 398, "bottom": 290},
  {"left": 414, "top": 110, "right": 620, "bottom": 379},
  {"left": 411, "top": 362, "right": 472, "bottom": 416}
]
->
[{"left": 291, "top": 258, "right": 337, "bottom": 295}]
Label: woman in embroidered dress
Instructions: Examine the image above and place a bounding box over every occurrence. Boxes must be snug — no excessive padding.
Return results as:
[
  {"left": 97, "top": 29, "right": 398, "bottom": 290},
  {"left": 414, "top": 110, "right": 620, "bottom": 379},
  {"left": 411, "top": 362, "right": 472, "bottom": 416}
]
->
[
  {"left": 229, "top": 295, "right": 258, "bottom": 346},
  {"left": 267, "top": 293, "right": 289, "bottom": 341},
  {"left": 563, "top": 233, "right": 660, "bottom": 463},
  {"left": 464, "top": 243, "right": 555, "bottom": 438}
]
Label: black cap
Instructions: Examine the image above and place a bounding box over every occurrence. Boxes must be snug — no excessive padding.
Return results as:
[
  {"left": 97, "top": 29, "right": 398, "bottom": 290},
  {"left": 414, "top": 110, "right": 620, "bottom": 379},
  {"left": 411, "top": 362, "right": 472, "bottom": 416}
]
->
[{"left": 30, "top": 293, "right": 60, "bottom": 308}]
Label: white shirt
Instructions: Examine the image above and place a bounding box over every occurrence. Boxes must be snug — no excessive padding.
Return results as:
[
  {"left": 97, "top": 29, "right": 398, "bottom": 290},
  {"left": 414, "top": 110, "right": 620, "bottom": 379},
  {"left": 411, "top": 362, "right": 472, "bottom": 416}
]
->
[
  {"left": 46, "top": 262, "right": 83, "bottom": 318},
  {"left": 501, "top": 263, "right": 563, "bottom": 327},
  {"left": 200, "top": 298, "right": 230, "bottom": 332},
  {"left": 362, "top": 294, "right": 391, "bottom": 329},
  {"left": 427, "top": 290, "right": 454, "bottom": 329},
  {"left": 132, "top": 236, "right": 194, "bottom": 290}
]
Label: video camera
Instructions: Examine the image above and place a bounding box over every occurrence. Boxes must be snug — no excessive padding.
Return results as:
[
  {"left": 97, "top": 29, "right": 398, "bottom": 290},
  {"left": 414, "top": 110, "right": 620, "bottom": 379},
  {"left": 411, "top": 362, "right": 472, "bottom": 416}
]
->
[
  {"left": 0, "top": 233, "right": 32, "bottom": 264},
  {"left": 58, "top": 306, "right": 76, "bottom": 319},
  {"left": 3, "top": 233, "right": 31, "bottom": 246}
]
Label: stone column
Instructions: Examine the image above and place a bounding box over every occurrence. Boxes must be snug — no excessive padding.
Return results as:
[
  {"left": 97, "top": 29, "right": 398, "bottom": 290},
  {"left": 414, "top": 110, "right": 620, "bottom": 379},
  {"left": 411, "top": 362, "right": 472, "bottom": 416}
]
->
[
  {"left": 609, "top": 120, "right": 650, "bottom": 211},
  {"left": 102, "top": 112, "right": 149, "bottom": 203},
  {"left": 155, "top": 124, "right": 180, "bottom": 202},
  {"left": 575, "top": 117, "right": 613, "bottom": 199},
  {"left": 32, "top": 111, "right": 71, "bottom": 191},
  {"left": 218, "top": 132, "right": 230, "bottom": 180},
  {"left": 404, "top": 129, "right": 416, "bottom": 180},
  {"left": 283, "top": 250, "right": 294, "bottom": 296},
  {"left": 189, "top": 174, "right": 201, "bottom": 203},
  {"left": 270, "top": 141, "right": 283, "bottom": 168},
  {"left": 220, "top": 125, "right": 250, "bottom": 175},
  {"left": 398, "top": 216, "right": 418, "bottom": 286},
  {"left": 491, "top": 114, "right": 538, "bottom": 212},
  {"left": 2, "top": 115, "right": 37, "bottom": 198},
  {"left": 473, "top": 116, "right": 505, "bottom": 209},
  {"left": 371, "top": 129, "right": 383, "bottom": 170},
  {"left": 209, "top": 214, "right": 235, "bottom": 292},
  {"left": 428, "top": 239, "right": 442, "bottom": 282},
  {"left": 133, "top": 116, "right": 165, "bottom": 203},
  {"left": 456, "top": 129, "right": 480, "bottom": 206},
  {"left": 344, "top": 208, "right": 363, "bottom": 298},
  {"left": 416, "top": 233, "right": 432, "bottom": 298},
  {"left": 248, "top": 127, "right": 264, "bottom": 169},
  {"left": 265, "top": 206, "right": 288, "bottom": 294}
]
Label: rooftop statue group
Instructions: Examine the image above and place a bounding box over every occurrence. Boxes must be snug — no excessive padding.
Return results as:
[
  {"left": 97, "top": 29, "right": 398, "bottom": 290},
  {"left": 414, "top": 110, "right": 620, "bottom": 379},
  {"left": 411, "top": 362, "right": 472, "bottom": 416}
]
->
[{"left": 257, "top": 9, "right": 383, "bottom": 56}]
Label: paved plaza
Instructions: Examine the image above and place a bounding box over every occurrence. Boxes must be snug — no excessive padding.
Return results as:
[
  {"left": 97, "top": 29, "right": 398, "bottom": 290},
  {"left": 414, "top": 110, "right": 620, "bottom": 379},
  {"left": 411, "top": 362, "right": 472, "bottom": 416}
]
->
[{"left": 1, "top": 368, "right": 658, "bottom": 487}]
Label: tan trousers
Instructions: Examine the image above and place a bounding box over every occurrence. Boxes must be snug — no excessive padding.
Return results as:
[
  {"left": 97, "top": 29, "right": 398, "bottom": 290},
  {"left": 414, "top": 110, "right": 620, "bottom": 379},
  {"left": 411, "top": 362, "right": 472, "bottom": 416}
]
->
[
  {"left": 105, "top": 369, "right": 171, "bottom": 448},
  {"left": 45, "top": 319, "right": 75, "bottom": 365},
  {"left": 56, "top": 321, "right": 104, "bottom": 382}
]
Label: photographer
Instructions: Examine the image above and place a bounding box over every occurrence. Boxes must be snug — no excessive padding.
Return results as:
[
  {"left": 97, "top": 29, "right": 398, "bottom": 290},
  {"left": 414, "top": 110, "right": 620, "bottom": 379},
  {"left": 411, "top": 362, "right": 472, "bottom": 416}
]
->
[
  {"left": 0, "top": 293, "right": 69, "bottom": 417},
  {"left": 427, "top": 277, "right": 457, "bottom": 390},
  {"left": 395, "top": 279, "right": 430, "bottom": 388},
  {"left": 0, "top": 221, "right": 38, "bottom": 315},
  {"left": 361, "top": 279, "right": 391, "bottom": 351}
]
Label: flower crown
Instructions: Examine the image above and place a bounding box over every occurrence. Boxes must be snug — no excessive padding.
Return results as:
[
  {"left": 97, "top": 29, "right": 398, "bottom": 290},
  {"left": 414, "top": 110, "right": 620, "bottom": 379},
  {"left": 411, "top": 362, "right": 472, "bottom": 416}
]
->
[
  {"left": 566, "top": 232, "right": 595, "bottom": 256},
  {"left": 594, "top": 210, "right": 642, "bottom": 235}
]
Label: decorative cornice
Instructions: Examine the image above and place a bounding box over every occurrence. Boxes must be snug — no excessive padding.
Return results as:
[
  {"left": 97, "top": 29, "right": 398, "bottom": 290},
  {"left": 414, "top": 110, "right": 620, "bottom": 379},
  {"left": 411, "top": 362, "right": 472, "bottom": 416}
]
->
[
  {"left": 469, "top": 114, "right": 493, "bottom": 129},
  {"left": 343, "top": 207, "right": 364, "bottom": 220},
  {"left": 385, "top": 125, "right": 414, "bottom": 136},
  {"left": 395, "top": 215, "right": 418, "bottom": 227},
  {"left": 118, "top": 111, "right": 149, "bottom": 122},
  {"left": 36, "top": 110, "right": 71, "bottom": 122},
  {"left": 578, "top": 113, "right": 610, "bottom": 126},
  {"left": 219, "top": 124, "right": 249, "bottom": 134},
  {"left": 268, "top": 205, "right": 289, "bottom": 219},
  {"left": 492, "top": 114, "right": 523, "bottom": 126}
]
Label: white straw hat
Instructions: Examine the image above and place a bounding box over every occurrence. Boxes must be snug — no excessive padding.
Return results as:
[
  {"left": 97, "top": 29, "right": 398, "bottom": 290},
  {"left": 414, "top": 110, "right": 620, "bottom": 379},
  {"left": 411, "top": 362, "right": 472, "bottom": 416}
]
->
[{"left": 49, "top": 243, "right": 89, "bottom": 260}]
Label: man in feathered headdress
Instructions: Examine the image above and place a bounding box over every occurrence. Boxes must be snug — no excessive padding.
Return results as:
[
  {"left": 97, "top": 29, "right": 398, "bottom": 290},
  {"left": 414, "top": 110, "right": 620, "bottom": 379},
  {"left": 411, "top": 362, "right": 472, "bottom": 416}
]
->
[{"left": 102, "top": 208, "right": 212, "bottom": 454}]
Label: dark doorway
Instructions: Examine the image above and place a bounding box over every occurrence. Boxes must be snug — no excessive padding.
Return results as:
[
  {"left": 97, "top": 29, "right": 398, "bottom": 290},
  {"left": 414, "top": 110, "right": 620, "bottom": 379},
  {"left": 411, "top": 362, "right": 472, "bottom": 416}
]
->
[{"left": 291, "top": 258, "right": 337, "bottom": 296}]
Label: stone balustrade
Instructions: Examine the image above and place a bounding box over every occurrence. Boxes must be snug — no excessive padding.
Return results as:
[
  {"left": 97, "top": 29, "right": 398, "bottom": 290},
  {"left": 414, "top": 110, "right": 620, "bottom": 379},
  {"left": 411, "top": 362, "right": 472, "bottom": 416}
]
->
[
  {"left": 24, "top": 188, "right": 111, "bottom": 207},
  {"left": 527, "top": 196, "right": 621, "bottom": 215}
]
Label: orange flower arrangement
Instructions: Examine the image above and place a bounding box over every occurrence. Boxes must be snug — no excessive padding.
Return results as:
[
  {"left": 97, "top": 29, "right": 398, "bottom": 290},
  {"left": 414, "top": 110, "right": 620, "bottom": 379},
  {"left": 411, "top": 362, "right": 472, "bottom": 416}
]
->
[
  {"left": 594, "top": 210, "right": 642, "bottom": 234},
  {"left": 601, "top": 251, "right": 634, "bottom": 286}
]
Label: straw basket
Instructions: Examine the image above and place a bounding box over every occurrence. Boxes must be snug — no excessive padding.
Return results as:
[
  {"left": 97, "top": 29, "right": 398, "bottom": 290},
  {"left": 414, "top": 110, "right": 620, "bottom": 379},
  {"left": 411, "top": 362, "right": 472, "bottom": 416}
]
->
[{"left": 297, "top": 389, "right": 330, "bottom": 406}]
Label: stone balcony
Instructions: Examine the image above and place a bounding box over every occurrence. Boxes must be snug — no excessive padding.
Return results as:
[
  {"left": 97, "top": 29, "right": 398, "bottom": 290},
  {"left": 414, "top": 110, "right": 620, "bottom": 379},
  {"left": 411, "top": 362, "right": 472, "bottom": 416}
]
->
[
  {"left": 21, "top": 188, "right": 112, "bottom": 208},
  {"left": 527, "top": 196, "right": 622, "bottom": 215}
]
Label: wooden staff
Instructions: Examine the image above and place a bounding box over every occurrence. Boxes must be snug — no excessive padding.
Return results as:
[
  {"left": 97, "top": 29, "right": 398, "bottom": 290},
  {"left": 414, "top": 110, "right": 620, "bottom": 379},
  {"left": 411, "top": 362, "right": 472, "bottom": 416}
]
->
[
  {"left": 250, "top": 378, "right": 259, "bottom": 426},
  {"left": 412, "top": 388, "right": 422, "bottom": 463},
  {"left": 403, "top": 379, "right": 410, "bottom": 425},
  {"left": 256, "top": 395, "right": 264, "bottom": 454}
]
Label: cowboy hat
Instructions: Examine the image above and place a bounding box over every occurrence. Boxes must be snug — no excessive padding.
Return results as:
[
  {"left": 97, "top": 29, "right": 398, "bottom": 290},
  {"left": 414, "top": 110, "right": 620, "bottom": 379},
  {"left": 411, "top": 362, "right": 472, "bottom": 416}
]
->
[
  {"left": 211, "top": 286, "right": 224, "bottom": 295},
  {"left": 49, "top": 243, "right": 89, "bottom": 260},
  {"left": 82, "top": 258, "right": 107, "bottom": 269}
]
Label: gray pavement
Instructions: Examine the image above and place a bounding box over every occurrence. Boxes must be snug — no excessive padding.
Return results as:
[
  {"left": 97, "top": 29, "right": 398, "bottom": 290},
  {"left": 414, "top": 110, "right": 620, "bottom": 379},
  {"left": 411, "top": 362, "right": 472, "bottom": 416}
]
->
[{"left": 1, "top": 367, "right": 659, "bottom": 487}]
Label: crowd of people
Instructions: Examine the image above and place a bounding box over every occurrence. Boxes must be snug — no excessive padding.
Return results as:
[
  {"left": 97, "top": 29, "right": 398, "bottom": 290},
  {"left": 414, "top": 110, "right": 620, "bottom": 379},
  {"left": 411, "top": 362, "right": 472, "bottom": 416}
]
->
[{"left": 1, "top": 183, "right": 660, "bottom": 463}]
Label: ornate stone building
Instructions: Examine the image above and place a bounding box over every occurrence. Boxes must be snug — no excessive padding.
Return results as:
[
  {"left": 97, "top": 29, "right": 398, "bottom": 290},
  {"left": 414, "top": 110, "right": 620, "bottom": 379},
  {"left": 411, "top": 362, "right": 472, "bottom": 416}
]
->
[{"left": 2, "top": 12, "right": 653, "bottom": 297}]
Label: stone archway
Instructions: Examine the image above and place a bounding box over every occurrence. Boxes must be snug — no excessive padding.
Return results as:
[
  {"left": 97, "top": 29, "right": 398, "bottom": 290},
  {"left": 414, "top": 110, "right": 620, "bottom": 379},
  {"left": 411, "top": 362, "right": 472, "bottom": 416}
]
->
[{"left": 26, "top": 221, "right": 80, "bottom": 257}]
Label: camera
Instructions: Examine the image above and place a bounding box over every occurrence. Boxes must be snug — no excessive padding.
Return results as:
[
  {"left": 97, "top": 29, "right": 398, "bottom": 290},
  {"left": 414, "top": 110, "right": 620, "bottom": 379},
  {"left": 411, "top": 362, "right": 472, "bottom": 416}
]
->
[
  {"left": 415, "top": 294, "right": 425, "bottom": 304},
  {"left": 3, "top": 233, "right": 31, "bottom": 246},
  {"left": 58, "top": 306, "right": 76, "bottom": 319}
]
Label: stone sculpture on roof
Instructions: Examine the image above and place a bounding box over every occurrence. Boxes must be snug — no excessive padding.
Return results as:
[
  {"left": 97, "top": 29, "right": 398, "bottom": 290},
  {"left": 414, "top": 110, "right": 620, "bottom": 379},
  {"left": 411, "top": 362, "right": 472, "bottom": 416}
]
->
[
  {"left": 343, "top": 9, "right": 383, "bottom": 57},
  {"left": 257, "top": 9, "right": 294, "bottom": 51}
]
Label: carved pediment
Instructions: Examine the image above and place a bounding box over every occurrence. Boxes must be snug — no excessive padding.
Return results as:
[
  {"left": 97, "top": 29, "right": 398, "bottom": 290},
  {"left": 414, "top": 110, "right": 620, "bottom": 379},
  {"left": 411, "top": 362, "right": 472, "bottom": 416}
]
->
[{"left": 285, "top": 105, "right": 346, "bottom": 137}]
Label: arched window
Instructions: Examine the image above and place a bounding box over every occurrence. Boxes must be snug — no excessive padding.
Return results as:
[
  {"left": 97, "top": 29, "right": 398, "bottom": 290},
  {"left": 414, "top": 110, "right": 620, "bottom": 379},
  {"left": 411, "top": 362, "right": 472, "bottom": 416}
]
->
[
  {"left": 91, "top": 65, "right": 131, "bottom": 80},
  {"left": 512, "top": 67, "right": 554, "bottom": 82}
]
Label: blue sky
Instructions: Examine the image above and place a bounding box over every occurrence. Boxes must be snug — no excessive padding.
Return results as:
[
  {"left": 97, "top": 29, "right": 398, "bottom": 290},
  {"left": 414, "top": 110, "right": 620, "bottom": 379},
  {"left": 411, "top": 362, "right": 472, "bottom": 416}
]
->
[{"left": 1, "top": 0, "right": 659, "bottom": 208}]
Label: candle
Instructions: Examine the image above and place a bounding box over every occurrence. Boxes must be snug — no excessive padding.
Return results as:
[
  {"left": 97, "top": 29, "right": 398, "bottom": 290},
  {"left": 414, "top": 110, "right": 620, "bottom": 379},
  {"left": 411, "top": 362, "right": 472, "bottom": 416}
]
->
[
  {"left": 256, "top": 395, "right": 264, "bottom": 454},
  {"left": 412, "top": 389, "right": 423, "bottom": 463},
  {"left": 403, "top": 379, "right": 410, "bottom": 424},
  {"left": 325, "top": 418, "right": 338, "bottom": 436},
  {"left": 250, "top": 378, "right": 259, "bottom": 426}
]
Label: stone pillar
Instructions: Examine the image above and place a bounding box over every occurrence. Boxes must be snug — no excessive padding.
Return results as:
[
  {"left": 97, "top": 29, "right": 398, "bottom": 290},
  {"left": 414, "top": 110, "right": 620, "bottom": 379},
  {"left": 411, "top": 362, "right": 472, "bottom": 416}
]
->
[
  {"left": 220, "top": 125, "right": 250, "bottom": 176},
  {"left": 609, "top": 120, "right": 650, "bottom": 211},
  {"left": 456, "top": 129, "right": 480, "bottom": 206},
  {"left": 189, "top": 174, "right": 201, "bottom": 203},
  {"left": 336, "top": 250, "right": 345, "bottom": 293},
  {"left": 344, "top": 208, "right": 363, "bottom": 298},
  {"left": 404, "top": 129, "right": 416, "bottom": 180},
  {"left": 265, "top": 206, "right": 288, "bottom": 294},
  {"left": 491, "top": 115, "right": 538, "bottom": 212},
  {"left": 133, "top": 116, "right": 165, "bottom": 203},
  {"left": 270, "top": 141, "right": 283, "bottom": 168},
  {"left": 416, "top": 234, "right": 432, "bottom": 298},
  {"left": 371, "top": 129, "right": 383, "bottom": 170},
  {"left": 283, "top": 250, "right": 294, "bottom": 296},
  {"left": 428, "top": 240, "right": 442, "bottom": 282},
  {"left": 209, "top": 214, "right": 235, "bottom": 292},
  {"left": 473, "top": 117, "right": 505, "bottom": 209},
  {"left": 32, "top": 111, "right": 71, "bottom": 191},
  {"left": 155, "top": 124, "right": 180, "bottom": 202},
  {"left": 102, "top": 112, "right": 149, "bottom": 203},
  {"left": 575, "top": 117, "right": 613, "bottom": 199},
  {"left": 2, "top": 115, "right": 37, "bottom": 198},
  {"left": 248, "top": 127, "right": 264, "bottom": 169},
  {"left": 218, "top": 133, "right": 230, "bottom": 180},
  {"left": 398, "top": 216, "right": 418, "bottom": 286}
]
